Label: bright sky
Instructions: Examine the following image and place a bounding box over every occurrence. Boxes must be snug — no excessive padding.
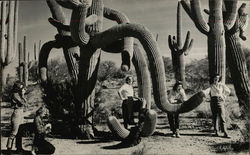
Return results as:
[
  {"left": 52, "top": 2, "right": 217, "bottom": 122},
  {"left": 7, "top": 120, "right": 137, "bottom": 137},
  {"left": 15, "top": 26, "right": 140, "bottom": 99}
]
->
[{"left": 6, "top": 0, "right": 250, "bottom": 76}]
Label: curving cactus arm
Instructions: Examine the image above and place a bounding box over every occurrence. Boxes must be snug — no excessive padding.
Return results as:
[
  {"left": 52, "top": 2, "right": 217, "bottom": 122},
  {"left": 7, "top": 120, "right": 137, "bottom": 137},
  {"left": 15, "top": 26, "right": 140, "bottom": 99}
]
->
[
  {"left": 223, "top": 0, "right": 238, "bottom": 30},
  {"left": 182, "top": 31, "right": 194, "bottom": 55},
  {"left": 89, "top": 23, "right": 205, "bottom": 113},
  {"left": 103, "top": 7, "right": 134, "bottom": 71},
  {"left": 39, "top": 40, "right": 62, "bottom": 82},
  {"left": 181, "top": 0, "right": 209, "bottom": 35}
]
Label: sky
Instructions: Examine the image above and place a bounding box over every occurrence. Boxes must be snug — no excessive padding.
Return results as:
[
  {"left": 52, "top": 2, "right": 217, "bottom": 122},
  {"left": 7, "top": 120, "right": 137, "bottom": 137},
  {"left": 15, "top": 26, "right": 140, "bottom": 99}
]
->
[{"left": 5, "top": 0, "right": 250, "bottom": 76}]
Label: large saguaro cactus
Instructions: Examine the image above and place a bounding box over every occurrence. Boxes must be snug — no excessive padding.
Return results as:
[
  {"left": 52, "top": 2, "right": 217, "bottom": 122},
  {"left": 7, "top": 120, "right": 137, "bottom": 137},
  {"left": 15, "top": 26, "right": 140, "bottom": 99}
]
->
[
  {"left": 40, "top": 0, "right": 207, "bottom": 139},
  {"left": 168, "top": 1, "right": 193, "bottom": 87},
  {"left": 224, "top": 3, "right": 250, "bottom": 114},
  {"left": 182, "top": 0, "right": 249, "bottom": 113},
  {"left": 181, "top": 0, "right": 229, "bottom": 84},
  {"left": 0, "top": 0, "right": 19, "bottom": 90}
]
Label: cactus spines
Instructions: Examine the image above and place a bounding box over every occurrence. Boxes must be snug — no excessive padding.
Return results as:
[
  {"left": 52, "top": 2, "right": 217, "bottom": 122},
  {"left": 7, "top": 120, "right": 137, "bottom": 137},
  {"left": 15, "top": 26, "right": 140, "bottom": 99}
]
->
[
  {"left": 141, "top": 109, "right": 157, "bottom": 137},
  {"left": 107, "top": 116, "right": 130, "bottom": 139},
  {"left": 168, "top": 2, "right": 193, "bottom": 87}
]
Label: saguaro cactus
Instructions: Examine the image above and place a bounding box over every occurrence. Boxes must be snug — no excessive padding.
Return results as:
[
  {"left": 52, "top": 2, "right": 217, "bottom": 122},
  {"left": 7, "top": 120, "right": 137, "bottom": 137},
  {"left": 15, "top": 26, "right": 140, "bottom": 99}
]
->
[
  {"left": 0, "top": 0, "right": 19, "bottom": 90},
  {"left": 224, "top": 3, "right": 250, "bottom": 114},
  {"left": 181, "top": 0, "right": 229, "bottom": 84},
  {"left": 182, "top": 0, "right": 249, "bottom": 113},
  {"left": 168, "top": 1, "right": 193, "bottom": 87},
  {"left": 40, "top": 0, "right": 207, "bottom": 139}
]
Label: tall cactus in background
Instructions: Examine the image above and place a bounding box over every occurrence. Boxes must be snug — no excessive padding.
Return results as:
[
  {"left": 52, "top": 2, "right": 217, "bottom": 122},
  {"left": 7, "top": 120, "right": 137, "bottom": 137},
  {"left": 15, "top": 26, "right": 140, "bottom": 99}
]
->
[
  {"left": 181, "top": 0, "right": 228, "bottom": 84},
  {"left": 0, "top": 0, "right": 19, "bottom": 91},
  {"left": 224, "top": 3, "right": 250, "bottom": 115},
  {"left": 182, "top": 0, "right": 250, "bottom": 114},
  {"left": 168, "top": 1, "right": 193, "bottom": 87}
]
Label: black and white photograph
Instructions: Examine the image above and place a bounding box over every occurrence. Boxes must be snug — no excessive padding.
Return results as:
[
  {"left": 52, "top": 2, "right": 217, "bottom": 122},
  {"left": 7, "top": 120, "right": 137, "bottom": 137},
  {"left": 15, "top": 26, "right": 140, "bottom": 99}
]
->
[{"left": 1, "top": 0, "right": 250, "bottom": 154}]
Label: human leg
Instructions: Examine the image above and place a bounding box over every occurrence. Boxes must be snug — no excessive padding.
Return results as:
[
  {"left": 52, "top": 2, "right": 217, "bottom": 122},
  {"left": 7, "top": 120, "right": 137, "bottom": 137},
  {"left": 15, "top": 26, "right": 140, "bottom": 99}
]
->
[
  {"left": 7, "top": 109, "right": 23, "bottom": 150},
  {"left": 35, "top": 139, "right": 55, "bottom": 154},
  {"left": 167, "top": 113, "right": 175, "bottom": 136},
  {"left": 174, "top": 114, "right": 180, "bottom": 138},
  {"left": 218, "top": 102, "right": 230, "bottom": 138},
  {"left": 210, "top": 99, "right": 219, "bottom": 136}
]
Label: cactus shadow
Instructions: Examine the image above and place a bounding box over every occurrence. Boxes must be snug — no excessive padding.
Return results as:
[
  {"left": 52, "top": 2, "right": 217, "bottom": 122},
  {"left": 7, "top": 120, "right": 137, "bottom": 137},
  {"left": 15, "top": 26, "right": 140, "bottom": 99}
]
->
[
  {"left": 102, "top": 142, "right": 135, "bottom": 149},
  {"left": 1, "top": 149, "right": 33, "bottom": 155}
]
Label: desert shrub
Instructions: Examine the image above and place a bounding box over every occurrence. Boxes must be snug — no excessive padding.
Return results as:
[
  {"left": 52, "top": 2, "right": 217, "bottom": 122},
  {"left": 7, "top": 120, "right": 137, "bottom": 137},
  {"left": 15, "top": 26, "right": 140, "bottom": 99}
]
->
[
  {"left": 28, "top": 62, "right": 39, "bottom": 82},
  {"left": 98, "top": 61, "right": 117, "bottom": 83},
  {"left": 185, "top": 58, "right": 210, "bottom": 93},
  {"left": 2, "top": 76, "right": 18, "bottom": 102},
  {"left": 163, "top": 56, "right": 174, "bottom": 81},
  {"left": 47, "top": 59, "right": 71, "bottom": 82}
]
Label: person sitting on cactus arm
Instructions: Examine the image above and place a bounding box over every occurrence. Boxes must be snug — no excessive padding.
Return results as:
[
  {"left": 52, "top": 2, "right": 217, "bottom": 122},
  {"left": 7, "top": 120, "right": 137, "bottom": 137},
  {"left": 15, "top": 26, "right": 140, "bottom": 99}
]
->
[
  {"left": 167, "top": 81, "right": 187, "bottom": 138},
  {"left": 118, "top": 76, "right": 145, "bottom": 129},
  {"left": 32, "top": 106, "right": 55, "bottom": 155},
  {"left": 6, "top": 81, "right": 27, "bottom": 152},
  {"left": 202, "top": 74, "right": 231, "bottom": 138}
]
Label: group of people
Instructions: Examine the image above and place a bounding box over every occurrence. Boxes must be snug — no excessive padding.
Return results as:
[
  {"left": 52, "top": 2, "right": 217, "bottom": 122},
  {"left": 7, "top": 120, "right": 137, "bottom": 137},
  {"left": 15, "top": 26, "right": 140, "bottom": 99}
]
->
[
  {"left": 118, "top": 74, "right": 231, "bottom": 138},
  {"left": 6, "top": 73, "right": 231, "bottom": 153},
  {"left": 6, "top": 81, "right": 55, "bottom": 154}
]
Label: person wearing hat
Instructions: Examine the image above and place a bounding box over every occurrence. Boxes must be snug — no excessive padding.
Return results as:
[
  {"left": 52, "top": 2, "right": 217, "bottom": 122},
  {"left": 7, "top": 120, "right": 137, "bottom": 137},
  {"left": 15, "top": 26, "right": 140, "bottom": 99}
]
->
[
  {"left": 202, "top": 74, "right": 231, "bottom": 138},
  {"left": 6, "top": 81, "right": 27, "bottom": 152},
  {"left": 118, "top": 76, "right": 145, "bottom": 129},
  {"left": 167, "top": 81, "right": 187, "bottom": 138}
]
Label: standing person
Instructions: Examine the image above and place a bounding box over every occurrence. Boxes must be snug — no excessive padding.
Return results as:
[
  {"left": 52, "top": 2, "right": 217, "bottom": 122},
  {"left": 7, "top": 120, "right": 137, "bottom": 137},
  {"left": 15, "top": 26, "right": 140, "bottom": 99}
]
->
[
  {"left": 32, "top": 106, "right": 55, "bottom": 154},
  {"left": 203, "top": 74, "right": 231, "bottom": 138},
  {"left": 6, "top": 81, "right": 27, "bottom": 152},
  {"left": 118, "top": 76, "right": 144, "bottom": 129},
  {"left": 167, "top": 81, "right": 187, "bottom": 138}
]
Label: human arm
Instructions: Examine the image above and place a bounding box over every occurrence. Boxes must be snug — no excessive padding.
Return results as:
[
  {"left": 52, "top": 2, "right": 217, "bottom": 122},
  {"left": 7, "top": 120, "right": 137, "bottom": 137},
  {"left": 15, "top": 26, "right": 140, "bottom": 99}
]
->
[{"left": 12, "top": 93, "right": 27, "bottom": 107}]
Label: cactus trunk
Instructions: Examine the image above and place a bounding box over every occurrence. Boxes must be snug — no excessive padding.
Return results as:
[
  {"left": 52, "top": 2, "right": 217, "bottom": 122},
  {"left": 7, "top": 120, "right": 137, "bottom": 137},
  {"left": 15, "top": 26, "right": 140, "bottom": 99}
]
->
[
  {"left": 75, "top": 46, "right": 101, "bottom": 126},
  {"left": 18, "top": 43, "right": 23, "bottom": 82},
  {"left": 1, "top": 0, "right": 18, "bottom": 88},
  {"left": 207, "top": 0, "right": 226, "bottom": 83},
  {"left": 132, "top": 43, "right": 151, "bottom": 109},
  {"left": 47, "top": 0, "right": 79, "bottom": 82},
  {"left": 226, "top": 32, "right": 250, "bottom": 114},
  {"left": 23, "top": 36, "right": 28, "bottom": 86}
]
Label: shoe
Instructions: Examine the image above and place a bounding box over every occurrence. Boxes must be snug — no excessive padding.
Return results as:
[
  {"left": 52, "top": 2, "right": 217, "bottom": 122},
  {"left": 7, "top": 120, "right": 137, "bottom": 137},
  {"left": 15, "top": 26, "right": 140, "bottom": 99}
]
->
[
  {"left": 215, "top": 131, "right": 219, "bottom": 137},
  {"left": 176, "top": 130, "right": 181, "bottom": 138},
  {"left": 223, "top": 132, "right": 231, "bottom": 138}
]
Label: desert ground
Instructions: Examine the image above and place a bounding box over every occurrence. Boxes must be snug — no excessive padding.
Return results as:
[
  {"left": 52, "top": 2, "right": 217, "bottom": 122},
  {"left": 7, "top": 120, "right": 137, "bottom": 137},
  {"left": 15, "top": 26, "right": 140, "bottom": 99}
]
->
[{"left": 1, "top": 84, "right": 249, "bottom": 155}]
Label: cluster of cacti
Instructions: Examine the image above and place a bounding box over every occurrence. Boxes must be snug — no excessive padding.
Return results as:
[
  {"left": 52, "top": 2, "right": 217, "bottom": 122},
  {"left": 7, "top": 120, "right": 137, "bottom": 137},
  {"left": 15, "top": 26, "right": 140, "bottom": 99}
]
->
[
  {"left": 168, "top": 2, "right": 193, "bottom": 87},
  {"left": 0, "top": 0, "right": 19, "bottom": 90},
  {"left": 18, "top": 36, "right": 40, "bottom": 86},
  {"left": 40, "top": 0, "right": 207, "bottom": 139},
  {"left": 181, "top": 0, "right": 250, "bottom": 113}
]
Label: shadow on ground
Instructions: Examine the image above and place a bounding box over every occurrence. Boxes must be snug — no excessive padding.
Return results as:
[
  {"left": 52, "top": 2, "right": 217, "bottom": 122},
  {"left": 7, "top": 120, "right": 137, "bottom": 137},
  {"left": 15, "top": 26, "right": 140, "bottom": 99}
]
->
[
  {"left": 211, "top": 142, "right": 249, "bottom": 153},
  {"left": 1, "top": 149, "right": 33, "bottom": 155}
]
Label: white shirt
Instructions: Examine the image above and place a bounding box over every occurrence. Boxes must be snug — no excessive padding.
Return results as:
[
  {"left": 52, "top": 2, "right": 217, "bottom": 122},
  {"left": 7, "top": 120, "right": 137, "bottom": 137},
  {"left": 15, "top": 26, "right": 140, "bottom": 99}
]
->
[
  {"left": 203, "top": 83, "right": 231, "bottom": 101},
  {"left": 118, "top": 83, "right": 134, "bottom": 100},
  {"left": 168, "top": 88, "right": 187, "bottom": 104}
]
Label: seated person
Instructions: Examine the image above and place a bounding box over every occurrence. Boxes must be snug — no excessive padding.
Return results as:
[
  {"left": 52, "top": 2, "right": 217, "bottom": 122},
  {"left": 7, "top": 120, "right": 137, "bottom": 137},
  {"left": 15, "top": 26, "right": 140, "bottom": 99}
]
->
[
  {"left": 32, "top": 106, "right": 55, "bottom": 154},
  {"left": 118, "top": 76, "right": 145, "bottom": 129},
  {"left": 167, "top": 81, "right": 187, "bottom": 138}
]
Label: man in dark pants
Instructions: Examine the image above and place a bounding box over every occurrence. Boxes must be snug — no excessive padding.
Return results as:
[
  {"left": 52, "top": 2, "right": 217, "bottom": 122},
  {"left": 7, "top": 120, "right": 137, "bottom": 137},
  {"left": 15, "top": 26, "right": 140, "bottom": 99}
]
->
[
  {"left": 203, "top": 74, "right": 231, "bottom": 138},
  {"left": 118, "top": 76, "right": 145, "bottom": 129}
]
